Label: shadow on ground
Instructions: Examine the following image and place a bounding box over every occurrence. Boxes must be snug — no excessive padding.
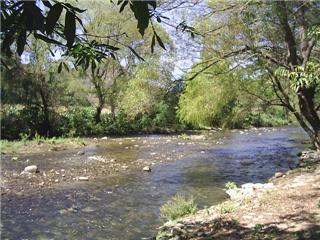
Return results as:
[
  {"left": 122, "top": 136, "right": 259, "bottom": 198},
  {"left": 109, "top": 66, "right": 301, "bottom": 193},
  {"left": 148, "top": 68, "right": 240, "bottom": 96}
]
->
[{"left": 158, "top": 210, "right": 320, "bottom": 240}]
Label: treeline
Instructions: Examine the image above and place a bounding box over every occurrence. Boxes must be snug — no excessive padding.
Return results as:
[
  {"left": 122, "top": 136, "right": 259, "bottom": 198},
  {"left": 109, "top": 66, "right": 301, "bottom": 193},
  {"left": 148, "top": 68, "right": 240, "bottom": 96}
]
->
[{"left": 0, "top": 1, "right": 295, "bottom": 141}]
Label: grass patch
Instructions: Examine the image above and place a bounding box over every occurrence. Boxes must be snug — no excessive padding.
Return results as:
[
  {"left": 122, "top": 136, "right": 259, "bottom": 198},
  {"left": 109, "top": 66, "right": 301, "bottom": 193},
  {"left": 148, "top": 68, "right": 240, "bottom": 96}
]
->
[
  {"left": 178, "top": 133, "right": 190, "bottom": 140},
  {"left": 160, "top": 195, "right": 197, "bottom": 221},
  {"left": 225, "top": 181, "right": 237, "bottom": 190},
  {"left": 0, "top": 137, "right": 86, "bottom": 154},
  {"left": 217, "top": 200, "right": 238, "bottom": 214}
]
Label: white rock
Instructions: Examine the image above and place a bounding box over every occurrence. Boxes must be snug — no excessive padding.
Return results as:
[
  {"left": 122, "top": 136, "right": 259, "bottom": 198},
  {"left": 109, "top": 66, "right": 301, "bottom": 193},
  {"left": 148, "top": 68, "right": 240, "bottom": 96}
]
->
[
  {"left": 23, "top": 165, "right": 38, "bottom": 173},
  {"left": 143, "top": 166, "right": 151, "bottom": 172},
  {"left": 78, "top": 176, "right": 89, "bottom": 181},
  {"left": 274, "top": 172, "right": 284, "bottom": 178},
  {"left": 241, "top": 183, "right": 256, "bottom": 189},
  {"left": 191, "top": 135, "right": 206, "bottom": 140},
  {"left": 101, "top": 136, "right": 108, "bottom": 140}
]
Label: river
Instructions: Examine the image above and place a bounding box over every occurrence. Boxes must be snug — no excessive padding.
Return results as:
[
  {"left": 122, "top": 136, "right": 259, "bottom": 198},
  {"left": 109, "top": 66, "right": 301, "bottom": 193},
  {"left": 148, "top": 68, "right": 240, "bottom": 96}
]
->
[{"left": 1, "top": 127, "right": 308, "bottom": 239}]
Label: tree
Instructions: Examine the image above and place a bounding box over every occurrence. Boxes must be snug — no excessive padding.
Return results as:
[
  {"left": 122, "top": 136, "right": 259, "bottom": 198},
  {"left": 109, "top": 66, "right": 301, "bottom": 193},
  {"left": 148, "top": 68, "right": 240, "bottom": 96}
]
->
[
  {"left": 2, "top": 39, "right": 69, "bottom": 136},
  {"left": 191, "top": 1, "right": 320, "bottom": 149},
  {"left": 178, "top": 62, "right": 237, "bottom": 128},
  {"left": 119, "top": 60, "right": 173, "bottom": 119},
  {"left": 1, "top": 0, "right": 169, "bottom": 70}
]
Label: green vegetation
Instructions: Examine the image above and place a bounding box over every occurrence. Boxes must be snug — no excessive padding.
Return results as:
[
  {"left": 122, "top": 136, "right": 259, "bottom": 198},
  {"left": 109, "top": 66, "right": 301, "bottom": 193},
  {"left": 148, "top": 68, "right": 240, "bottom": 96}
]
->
[
  {"left": 160, "top": 195, "right": 198, "bottom": 221},
  {"left": 216, "top": 200, "right": 238, "bottom": 214},
  {"left": 1, "top": 1, "right": 319, "bottom": 150},
  {"left": 0, "top": 136, "right": 86, "bottom": 154},
  {"left": 225, "top": 182, "right": 237, "bottom": 190}
]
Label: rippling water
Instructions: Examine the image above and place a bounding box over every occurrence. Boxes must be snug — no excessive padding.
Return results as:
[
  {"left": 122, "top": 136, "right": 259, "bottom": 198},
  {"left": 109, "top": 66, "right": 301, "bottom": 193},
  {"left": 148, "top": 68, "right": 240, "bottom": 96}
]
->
[{"left": 1, "top": 127, "right": 308, "bottom": 239}]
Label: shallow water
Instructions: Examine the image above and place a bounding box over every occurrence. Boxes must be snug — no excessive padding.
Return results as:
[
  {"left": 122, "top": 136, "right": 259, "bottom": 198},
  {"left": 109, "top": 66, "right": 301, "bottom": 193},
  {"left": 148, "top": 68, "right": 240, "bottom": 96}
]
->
[{"left": 1, "top": 127, "right": 308, "bottom": 239}]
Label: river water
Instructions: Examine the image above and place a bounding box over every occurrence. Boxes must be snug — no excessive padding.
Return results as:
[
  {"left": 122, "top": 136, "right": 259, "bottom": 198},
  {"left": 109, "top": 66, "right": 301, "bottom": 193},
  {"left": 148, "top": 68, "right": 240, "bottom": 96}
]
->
[{"left": 1, "top": 127, "right": 308, "bottom": 239}]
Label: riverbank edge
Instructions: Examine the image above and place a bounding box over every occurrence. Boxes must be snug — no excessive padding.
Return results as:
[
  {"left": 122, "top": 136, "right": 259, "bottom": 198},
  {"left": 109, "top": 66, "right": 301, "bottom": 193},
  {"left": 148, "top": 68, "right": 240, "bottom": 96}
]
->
[
  {"left": 155, "top": 149, "right": 320, "bottom": 240},
  {"left": 0, "top": 128, "right": 221, "bottom": 155}
]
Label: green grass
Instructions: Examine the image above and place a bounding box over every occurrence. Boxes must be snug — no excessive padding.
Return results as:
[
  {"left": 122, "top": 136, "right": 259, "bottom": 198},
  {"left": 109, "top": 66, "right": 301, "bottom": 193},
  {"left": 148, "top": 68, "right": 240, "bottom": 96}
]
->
[
  {"left": 178, "top": 133, "right": 190, "bottom": 140},
  {"left": 225, "top": 181, "right": 237, "bottom": 190},
  {"left": 160, "top": 195, "right": 198, "bottom": 221},
  {"left": 216, "top": 200, "right": 238, "bottom": 214},
  {"left": 0, "top": 137, "right": 86, "bottom": 154}
]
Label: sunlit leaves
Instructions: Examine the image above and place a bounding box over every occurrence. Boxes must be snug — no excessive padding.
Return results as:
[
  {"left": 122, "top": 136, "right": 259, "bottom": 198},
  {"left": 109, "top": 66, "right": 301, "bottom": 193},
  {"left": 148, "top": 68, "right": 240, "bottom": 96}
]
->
[
  {"left": 69, "top": 40, "right": 120, "bottom": 71},
  {"left": 275, "top": 63, "right": 320, "bottom": 92},
  {"left": 178, "top": 63, "right": 237, "bottom": 127},
  {"left": 308, "top": 26, "right": 320, "bottom": 40}
]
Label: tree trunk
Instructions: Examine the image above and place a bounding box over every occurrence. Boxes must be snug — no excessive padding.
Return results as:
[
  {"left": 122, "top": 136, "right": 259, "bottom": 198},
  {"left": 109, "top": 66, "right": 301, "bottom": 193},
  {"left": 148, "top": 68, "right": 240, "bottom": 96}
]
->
[
  {"left": 39, "top": 88, "right": 51, "bottom": 136},
  {"left": 297, "top": 87, "right": 320, "bottom": 149},
  {"left": 110, "top": 99, "right": 116, "bottom": 119},
  {"left": 95, "top": 105, "right": 102, "bottom": 123}
]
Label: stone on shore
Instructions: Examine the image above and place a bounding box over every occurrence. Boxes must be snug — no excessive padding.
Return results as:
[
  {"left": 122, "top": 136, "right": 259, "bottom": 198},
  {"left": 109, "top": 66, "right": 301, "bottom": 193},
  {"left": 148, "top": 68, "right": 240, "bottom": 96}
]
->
[
  {"left": 78, "top": 176, "right": 89, "bottom": 181},
  {"left": 274, "top": 172, "right": 284, "bottom": 178},
  {"left": 22, "top": 165, "right": 38, "bottom": 174}
]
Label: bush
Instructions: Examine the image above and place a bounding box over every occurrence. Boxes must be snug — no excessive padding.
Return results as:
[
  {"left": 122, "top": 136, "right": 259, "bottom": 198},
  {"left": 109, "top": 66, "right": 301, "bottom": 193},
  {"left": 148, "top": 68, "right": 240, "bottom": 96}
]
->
[
  {"left": 1, "top": 105, "right": 46, "bottom": 139},
  {"left": 225, "top": 181, "right": 237, "bottom": 190},
  {"left": 58, "top": 107, "right": 96, "bottom": 136},
  {"left": 160, "top": 195, "right": 197, "bottom": 221}
]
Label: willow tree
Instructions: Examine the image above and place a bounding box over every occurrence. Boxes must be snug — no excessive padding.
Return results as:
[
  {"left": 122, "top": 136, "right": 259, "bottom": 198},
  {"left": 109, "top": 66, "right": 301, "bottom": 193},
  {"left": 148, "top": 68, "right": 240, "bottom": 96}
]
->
[
  {"left": 192, "top": 1, "right": 320, "bottom": 149},
  {"left": 178, "top": 63, "right": 238, "bottom": 128}
]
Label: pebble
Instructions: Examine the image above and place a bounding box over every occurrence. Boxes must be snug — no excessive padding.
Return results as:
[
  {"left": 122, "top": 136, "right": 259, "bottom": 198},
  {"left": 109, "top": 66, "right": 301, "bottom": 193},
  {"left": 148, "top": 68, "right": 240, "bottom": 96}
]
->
[
  {"left": 23, "top": 165, "right": 38, "bottom": 173},
  {"left": 78, "top": 176, "right": 89, "bottom": 181},
  {"left": 274, "top": 172, "right": 284, "bottom": 178},
  {"left": 143, "top": 166, "right": 151, "bottom": 172},
  {"left": 77, "top": 151, "right": 85, "bottom": 155},
  {"left": 11, "top": 157, "right": 18, "bottom": 161}
]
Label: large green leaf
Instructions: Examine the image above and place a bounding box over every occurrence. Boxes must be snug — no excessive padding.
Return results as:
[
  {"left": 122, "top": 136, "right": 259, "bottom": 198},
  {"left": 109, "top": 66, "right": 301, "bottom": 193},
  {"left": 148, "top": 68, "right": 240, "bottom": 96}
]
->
[
  {"left": 46, "top": 3, "right": 63, "bottom": 35},
  {"left": 34, "top": 33, "right": 63, "bottom": 46},
  {"left": 17, "top": 29, "right": 26, "bottom": 56},
  {"left": 64, "top": 10, "right": 76, "bottom": 48},
  {"left": 130, "top": 2, "right": 150, "bottom": 36}
]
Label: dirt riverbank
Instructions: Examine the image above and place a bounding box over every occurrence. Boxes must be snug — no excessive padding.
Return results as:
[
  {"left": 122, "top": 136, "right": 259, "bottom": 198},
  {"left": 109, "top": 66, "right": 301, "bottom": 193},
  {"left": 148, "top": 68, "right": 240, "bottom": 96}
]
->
[{"left": 156, "top": 150, "right": 320, "bottom": 240}]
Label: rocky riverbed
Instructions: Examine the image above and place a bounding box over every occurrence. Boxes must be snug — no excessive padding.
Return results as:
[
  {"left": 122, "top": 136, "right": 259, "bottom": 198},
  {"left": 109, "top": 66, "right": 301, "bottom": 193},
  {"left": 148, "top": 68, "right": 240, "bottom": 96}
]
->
[
  {"left": 1, "top": 132, "right": 226, "bottom": 197},
  {"left": 156, "top": 150, "right": 320, "bottom": 240},
  {"left": 1, "top": 127, "right": 313, "bottom": 239}
]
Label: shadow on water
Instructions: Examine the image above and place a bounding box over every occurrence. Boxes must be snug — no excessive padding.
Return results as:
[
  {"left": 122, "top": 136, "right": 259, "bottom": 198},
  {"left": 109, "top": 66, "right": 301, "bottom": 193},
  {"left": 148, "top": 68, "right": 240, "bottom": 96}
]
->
[{"left": 1, "top": 127, "right": 309, "bottom": 239}]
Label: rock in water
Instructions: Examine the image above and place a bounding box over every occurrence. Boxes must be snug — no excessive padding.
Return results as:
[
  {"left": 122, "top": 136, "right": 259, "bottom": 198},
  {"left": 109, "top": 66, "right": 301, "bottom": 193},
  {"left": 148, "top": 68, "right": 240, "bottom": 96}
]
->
[
  {"left": 143, "top": 166, "right": 151, "bottom": 172},
  {"left": 23, "top": 165, "right": 38, "bottom": 173},
  {"left": 77, "top": 151, "right": 85, "bottom": 155},
  {"left": 274, "top": 172, "right": 284, "bottom": 178},
  {"left": 101, "top": 136, "right": 108, "bottom": 140}
]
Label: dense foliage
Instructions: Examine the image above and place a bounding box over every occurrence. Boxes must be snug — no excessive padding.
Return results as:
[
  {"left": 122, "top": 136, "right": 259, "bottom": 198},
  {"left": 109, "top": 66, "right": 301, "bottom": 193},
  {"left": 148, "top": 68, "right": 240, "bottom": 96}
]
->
[{"left": 2, "top": 0, "right": 314, "bottom": 144}]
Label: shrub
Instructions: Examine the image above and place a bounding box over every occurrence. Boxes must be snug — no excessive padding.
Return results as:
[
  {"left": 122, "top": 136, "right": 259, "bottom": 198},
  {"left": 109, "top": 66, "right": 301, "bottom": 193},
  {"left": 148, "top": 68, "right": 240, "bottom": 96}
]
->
[
  {"left": 160, "top": 195, "right": 197, "bottom": 221},
  {"left": 225, "top": 181, "right": 237, "bottom": 190},
  {"left": 178, "top": 133, "right": 190, "bottom": 140},
  {"left": 217, "top": 201, "right": 238, "bottom": 214},
  {"left": 58, "top": 107, "right": 96, "bottom": 136}
]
